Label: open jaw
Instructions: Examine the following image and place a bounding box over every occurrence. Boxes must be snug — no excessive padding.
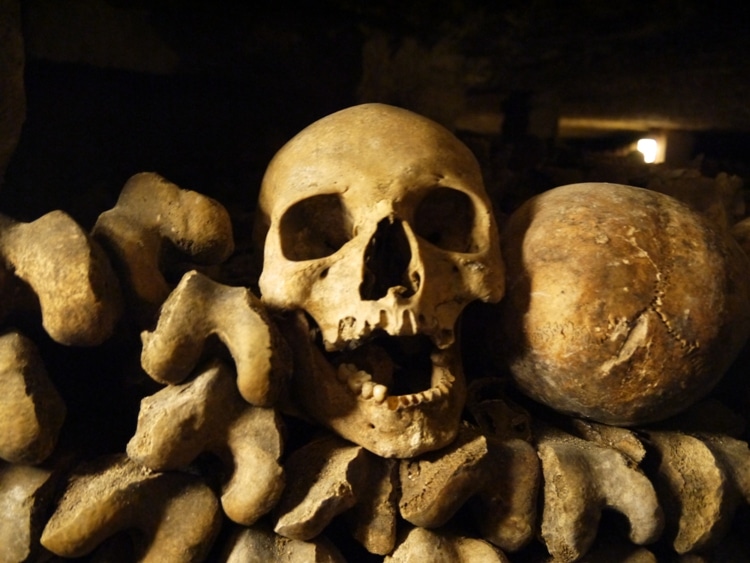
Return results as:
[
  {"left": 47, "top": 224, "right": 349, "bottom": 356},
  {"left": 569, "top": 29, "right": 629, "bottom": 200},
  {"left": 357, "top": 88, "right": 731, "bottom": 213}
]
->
[
  {"left": 331, "top": 334, "right": 458, "bottom": 409},
  {"left": 283, "top": 312, "right": 467, "bottom": 459}
]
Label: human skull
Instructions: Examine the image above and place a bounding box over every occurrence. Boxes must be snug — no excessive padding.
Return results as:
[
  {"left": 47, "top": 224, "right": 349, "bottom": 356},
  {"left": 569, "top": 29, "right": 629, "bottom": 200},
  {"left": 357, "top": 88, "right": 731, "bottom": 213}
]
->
[
  {"left": 499, "top": 182, "right": 750, "bottom": 426},
  {"left": 256, "top": 103, "right": 504, "bottom": 458}
]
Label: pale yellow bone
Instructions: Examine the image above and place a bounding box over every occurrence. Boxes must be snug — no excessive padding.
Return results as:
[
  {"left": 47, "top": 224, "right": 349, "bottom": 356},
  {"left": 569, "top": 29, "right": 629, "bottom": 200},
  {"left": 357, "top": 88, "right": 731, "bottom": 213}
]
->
[
  {"left": 41, "top": 454, "right": 222, "bottom": 561},
  {"left": 537, "top": 425, "right": 664, "bottom": 562},
  {"left": 141, "top": 270, "right": 289, "bottom": 406},
  {"left": 92, "top": 172, "right": 234, "bottom": 326},
  {"left": 0, "top": 330, "right": 65, "bottom": 464},
  {"left": 0, "top": 211, "right": 122, "bottom": 346},
  {"left": 127, "top": 360, "right": 285, "bottom": 526}
]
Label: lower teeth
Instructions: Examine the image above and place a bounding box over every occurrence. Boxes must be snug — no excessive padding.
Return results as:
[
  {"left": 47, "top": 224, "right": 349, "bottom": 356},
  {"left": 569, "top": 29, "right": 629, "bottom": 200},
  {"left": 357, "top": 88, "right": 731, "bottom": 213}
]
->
[{"left": 335, "top": 357, "right": 451, "bottom": 405}]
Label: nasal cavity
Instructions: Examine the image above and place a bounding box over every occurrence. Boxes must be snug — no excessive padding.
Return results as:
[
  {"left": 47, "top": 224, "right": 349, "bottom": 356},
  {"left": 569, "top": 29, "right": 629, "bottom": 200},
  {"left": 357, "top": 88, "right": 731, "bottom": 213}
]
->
[{"left": 360, "top": 218, "right": 417, "bottom": 300}]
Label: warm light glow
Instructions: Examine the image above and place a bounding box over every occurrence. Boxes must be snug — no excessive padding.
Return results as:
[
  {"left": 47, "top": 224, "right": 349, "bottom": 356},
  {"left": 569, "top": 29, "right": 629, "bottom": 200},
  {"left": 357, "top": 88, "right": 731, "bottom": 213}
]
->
[{"left": 637, "top": 138, "right": 659, "bottom": 163}]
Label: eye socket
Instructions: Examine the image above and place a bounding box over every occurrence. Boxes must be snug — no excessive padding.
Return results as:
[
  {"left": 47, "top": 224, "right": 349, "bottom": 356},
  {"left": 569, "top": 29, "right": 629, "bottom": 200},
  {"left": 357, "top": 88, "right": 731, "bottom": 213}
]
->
[
  {"left": 413, "top": 187, "right": 478, "bottom": 252},
  {"left": 279, "top": 194, "right": 353, "bottom": 261}
]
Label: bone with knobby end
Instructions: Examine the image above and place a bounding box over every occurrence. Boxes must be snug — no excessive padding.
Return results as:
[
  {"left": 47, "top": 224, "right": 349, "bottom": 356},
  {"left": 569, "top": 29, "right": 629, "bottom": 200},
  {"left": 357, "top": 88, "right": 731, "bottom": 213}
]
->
[
  {"left": 398, "top": 422, "right": 491, "bottom": 529},
  {"left": 274, "top": 434, "right": 373, "bottom": 541},
  {"left": 140, "top": 269, "right": 290, "bottom": 406},
  {"left": 218, "top": 521, "right": 346, "bottom": 563},
  {"left": 536, "top": 424, "right": 664, "bottom": 562},
  {"left": 127, "top": 359, "right": 285, "bottom": 526},
  {"left": 92, "top": 171, "right": 234, "bottom": 327},
  {"left": 384, "top": 526, "right": 509, "bottom": 563},
  {"left": 40, "top": 454, "right": 222, "bottom": 562},
  {"left": 0, "top": 330, "right": 66, "bottom": 465},
  {"left": 648, "top": 430, "right": 750, "bottom": 555},
  {"left": 698, "top": 433, "right": 750, "bottom": 505},
  {"left": 0, "top": 210, "right": 122, "bottom": 346}
]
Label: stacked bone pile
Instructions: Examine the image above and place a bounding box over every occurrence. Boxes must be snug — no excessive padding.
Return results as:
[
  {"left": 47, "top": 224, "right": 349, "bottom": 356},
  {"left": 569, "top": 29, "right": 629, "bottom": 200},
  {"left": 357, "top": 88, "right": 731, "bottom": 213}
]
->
[{"left": 2, "top": 104, "right": 750, "bottom": 562}]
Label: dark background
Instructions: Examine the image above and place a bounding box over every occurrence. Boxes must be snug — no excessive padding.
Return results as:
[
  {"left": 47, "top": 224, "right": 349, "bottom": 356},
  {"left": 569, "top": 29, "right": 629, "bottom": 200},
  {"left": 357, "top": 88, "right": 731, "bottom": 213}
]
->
[{"left": 3, "top": 0, "right": 750, "bottom": 228}]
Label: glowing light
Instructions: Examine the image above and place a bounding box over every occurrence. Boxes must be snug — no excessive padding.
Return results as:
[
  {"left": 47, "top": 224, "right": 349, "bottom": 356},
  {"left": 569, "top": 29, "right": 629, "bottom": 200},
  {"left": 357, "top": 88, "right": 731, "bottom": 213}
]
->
[{"left": 637, "top": 138, "right": 659, "bottom": 163}]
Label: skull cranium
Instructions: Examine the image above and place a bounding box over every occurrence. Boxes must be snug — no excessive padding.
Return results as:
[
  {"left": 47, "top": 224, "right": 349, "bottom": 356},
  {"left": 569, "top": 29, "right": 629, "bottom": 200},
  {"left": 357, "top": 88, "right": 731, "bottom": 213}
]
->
[{"left": 256, "top": 103, "right": 504, "bottom": 458}]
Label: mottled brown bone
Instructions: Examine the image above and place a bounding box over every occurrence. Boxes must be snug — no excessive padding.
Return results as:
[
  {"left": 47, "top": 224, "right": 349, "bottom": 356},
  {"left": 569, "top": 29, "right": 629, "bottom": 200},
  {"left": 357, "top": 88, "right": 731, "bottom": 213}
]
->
[
  {"left": 571, "top": 419, "right": 647, "bottom": 463},
  {"left": 127, "top": 360, "right": 285, "bottom": 525},
  {"left": 399, "top": 423, "right": 490, "bottom": 528},
  {"left": 345, "top": 457, "right": 399, "bottom": 555},
  {"left": 0, "top": 210, "right": 122, "bottom": 346},
  {"left": 92, "top": 172, "right": 234, "bottom": 326},
  {"left": 274, "top": 434, "right": 372, "bottom": 541},
  {"left": 0, "top": 330, "right": 65, "bottom": 464},
  {"left": 536, "top": 425, "right": 664, "bottom": 562},
  {"left": 41, "top": 454, "right": 222, "bottom": 562},
  {"left": 500, "top": 182, "right": 750, "bottom": 425},
  {"left": 140, "top": 270, "right": 289, "bottom": 406}
]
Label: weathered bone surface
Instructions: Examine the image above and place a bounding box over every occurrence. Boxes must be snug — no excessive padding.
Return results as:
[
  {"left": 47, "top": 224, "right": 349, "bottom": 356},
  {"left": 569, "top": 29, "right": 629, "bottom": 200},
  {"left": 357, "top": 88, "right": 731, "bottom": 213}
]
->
[
  {"left": 0, "top": 210, "right": 122, "bottom": 346},
  {"left": 256, "top": 103, "right": 505, "bottom": 458},
  {"left": 647, "top": 430, "right": 750, "bottom": 554},
  {"left": 500, "top": 182, "right": 750, "bottom": 425},
  {"left": 0, "top": 330, "right": 65, "bottom": 464},
  {"left": 41, "top": 454, "right": 222, "bottom": 561},
  {"left": 0, "top": 462, "right": 59, "bottom": 563},
  {"left": 536, "top": 424, "right": 664, "bottom": 562},
  {"left": 463, "top": 378, "right": 540, "bottom": 553},
  {"left": 92, "top": 172, "right": 234, "bottom": 326},
  {"left": 399, "top": 423, "right": 490, "bottom": 528},
  {"left": 470, "top": 437, "right": 540, "bottom": 553},
  {"left": 218, "top": 521, "right": 346, "bottom": 563},
  {"left": 274, "top": 434, "right": 372, "bottom": 541},
  {"left": 127, "top": 360, "right": 285, "bottom": 526},
  {"left": 570, "top": 418, "right": 648, "bottom": 462},
  {"left": 140, "top": 269, "right": 289, "bottom": 406},
  {"left": 345, "top": 456, "right": 399, "bottom": 555},
  {"left": 385, "top": 526, "right": 509, "bottom": 562}
]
